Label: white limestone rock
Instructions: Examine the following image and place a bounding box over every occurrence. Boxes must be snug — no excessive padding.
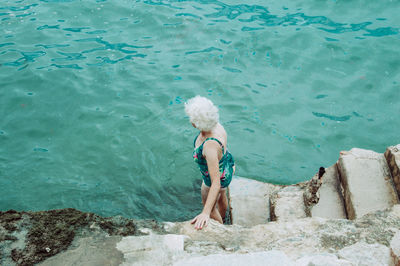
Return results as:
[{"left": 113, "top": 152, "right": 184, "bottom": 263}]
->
[
  {"left": 229, "top": 176, "right": 273, "bottom": 226},
  {"left": 116, "top": 234, "right": 187, "bottom": 266},
  {"left": 337, "top": 148, "right": 398, "bottom": 219},
  {"left": 385, "top": 144, "right": 400, "bottom": 199},
  {"left": 311, "top": 165, "right": 347, "bottom": 219},
  {"left": 338, "top": 242, "right": 394, "bottom": 266},
  {"left": 296, "top": 253, "right": 353, "bottom": 266},
  {"left": 390, "top": 231, "right": 400, "bottom": 266},
  {"left": 116, "top": 234, "right": 186, "bottom": 253},
  {"left": 391, "top": 204, "right": 400, "bottom": 218},
  {"left": 173, "top": 250, "right": 295, "bottom": 266},
  {"left": 272, "top": 186, "right": 307, "bottom": 222}
]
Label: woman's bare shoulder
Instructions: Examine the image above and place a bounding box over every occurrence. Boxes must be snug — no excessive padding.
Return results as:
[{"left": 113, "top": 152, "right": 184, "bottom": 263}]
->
[{"left": 214, "top": 123, "right": 227, "bottom": 145}]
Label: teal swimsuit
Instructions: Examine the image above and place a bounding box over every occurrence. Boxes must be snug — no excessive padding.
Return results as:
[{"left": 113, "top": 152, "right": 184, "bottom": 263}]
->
[{"left": 193, "top": 134, "right": 235, "bottom": 188}]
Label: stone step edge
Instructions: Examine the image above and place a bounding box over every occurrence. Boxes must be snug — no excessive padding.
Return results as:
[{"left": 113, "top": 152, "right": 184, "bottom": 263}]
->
[
  {"left": 384, "top": 145, "right": 400, "bottom": 201},
  {"left": 226, "top": 144, "right": 400, "bottom": 225},
  {"left": 336, "top": 148, "right": 399, "bottom": 220}
]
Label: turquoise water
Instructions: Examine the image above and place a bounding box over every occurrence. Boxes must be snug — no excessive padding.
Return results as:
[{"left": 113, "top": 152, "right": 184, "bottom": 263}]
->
[{"left": 1, "top": 0, "right": 399, "bottom": 221}]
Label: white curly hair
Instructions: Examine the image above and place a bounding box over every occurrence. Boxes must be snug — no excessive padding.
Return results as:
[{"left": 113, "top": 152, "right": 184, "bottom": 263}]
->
[{"left": 184, "top": 95, "right": 219, "bottom": 132}]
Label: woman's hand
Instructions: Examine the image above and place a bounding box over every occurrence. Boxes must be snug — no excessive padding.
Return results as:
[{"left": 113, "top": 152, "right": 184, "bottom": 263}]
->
[{"left": 191, "top": 212, "right": 210, "bottom": 230}]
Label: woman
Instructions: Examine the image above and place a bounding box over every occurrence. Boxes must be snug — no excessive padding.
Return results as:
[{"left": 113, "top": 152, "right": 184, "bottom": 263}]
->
[{"left": 184, "top": 96, "right": 235, "bottom": 230}]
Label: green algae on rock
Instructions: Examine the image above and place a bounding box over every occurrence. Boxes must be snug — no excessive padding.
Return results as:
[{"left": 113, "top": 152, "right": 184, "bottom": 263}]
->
[{"left": 0, "top": 208, "right": 164, "bottom": 266}]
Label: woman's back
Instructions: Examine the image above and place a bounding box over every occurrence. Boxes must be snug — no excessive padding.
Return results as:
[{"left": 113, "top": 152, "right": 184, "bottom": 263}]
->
[{"left": 194, "top": 123, "right": 227, "bottom": 160}]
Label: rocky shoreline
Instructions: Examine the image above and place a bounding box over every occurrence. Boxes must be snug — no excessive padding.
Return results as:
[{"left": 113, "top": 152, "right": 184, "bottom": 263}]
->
[
  {"left": 1, "top": 144, "right": 400, "bottom": 265},
  {"left": 0, "top": 208, "right": 164, "bottom": 265}
]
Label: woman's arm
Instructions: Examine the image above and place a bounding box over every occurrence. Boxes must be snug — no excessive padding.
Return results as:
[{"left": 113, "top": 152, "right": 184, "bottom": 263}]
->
[{"left": 191, "top": 141, "right": 221, "bottom": 229}]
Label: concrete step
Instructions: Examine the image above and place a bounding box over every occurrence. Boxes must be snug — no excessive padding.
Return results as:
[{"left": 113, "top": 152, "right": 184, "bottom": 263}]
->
[
  {"left": 271, "top": 185, "right": 307, "bottom": 222},
  {"left": 385, "top": 144, "right": 400, "bottom": 199},
  {"left": 228, "top": 176, "right": 273, "bottom": 227},
  {"left": 337, "top": 148, "right": 398, "bottom": 220},
  {"left": 311, "top": 165, "right": 347, "bottom": 219}
]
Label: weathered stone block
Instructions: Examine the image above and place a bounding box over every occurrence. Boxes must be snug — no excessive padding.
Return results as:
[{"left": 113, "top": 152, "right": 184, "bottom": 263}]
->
[
  {"left": 116, "top": 234, "right": 186, "bottom": 265},
  {"left": 311, "top": 165, "right": 347, "bottom": 219},
  {"left": 296, "top": 253, "right": 352, "bottom": 266},
  {"left": 385, "top": 144, "right": 400, "bottom": 199},
  {"left": 229, "top": 176, "right": 272, "bottom": 226},
  {"left": 338, "top": 242, "right": 394, "bottom": 266},
  {"left": 272, "top": 186, "right": 307, "bottom": 221},
  {"left": 391, "top": 231, "right": 400, "bottom": 266},
  {"left": 337, "top": 148, "right": 398, "bottom": 220},
  {"left": 173, "top": 250, "right": 295, "bottom": 266},
  {"left": 116, "top": 234, "right": 186, "bottom": 253}
]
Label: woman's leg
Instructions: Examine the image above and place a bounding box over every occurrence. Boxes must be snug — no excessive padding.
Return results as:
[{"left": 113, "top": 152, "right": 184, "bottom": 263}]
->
[
  {"left": 218, "top": 165, "right": 235, "bottom": 221},
  {"left": 201, "top": 182, "right": 223, "bottom": 223},
  {"left": 217, "top": 189, "right": 228, "bottom": 220}
]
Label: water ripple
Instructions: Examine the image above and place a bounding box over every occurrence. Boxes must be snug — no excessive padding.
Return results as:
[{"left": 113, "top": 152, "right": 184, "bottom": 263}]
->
[
  {"left": 0, "top": 3, "right": 38, "bottom": 12},
  {"left": 87, "top": 54, "right": 146, "bottom": 66},
  {"left": 33, "top": 147, "right": 49, "bottom": 152},
  {"left": 175, "top": 13, "right": 202, "bottom": 20},
  {"left": 86, "top": 30, "right": 107, "bottom": 35},
  {"left": 4, "top": 50, "right": 46, "bottom": 67},
  {"left": 1, "top": 0, "right": 398, "bottom": 72},
  {"left": 35, "top": 44, "right": 70, "bottom": 49},
  {"left": 63, "top": 27, "right": 91, "bottom": 32},
  {"left": 50, "top": 63, "right": 83, "bottom": 69},
  {"left": 241, "top": 26, "right": 264, "bottom": 32},
  {"left": 145, "top": 0, "right": 399, "bottom": 38},
  {"left": 222, "top": 67, "right": 242, "bottom": 73},
  {"left": 312, "top": 112, "right": 351, "bottom": 122},
  {"left": 143, "top": 0, "right": 183, "bottom": 10},
  {"left": 364, "top": 27, "right": 399, "bottom": 37},
  {"left": 52, "top": 51, "right": 86, "bottom": 62},
  {"left": 76, "top": 37, "right": 152, "bottom": 54},
  {"left": 37, "top": 25, "right": 60, "bottom": 30},
  {"left": 0, "top": 43, "right": 14, "bottom": 48},
  {"left": 185, "top": 46, "right": 223, "bottom": 55}
]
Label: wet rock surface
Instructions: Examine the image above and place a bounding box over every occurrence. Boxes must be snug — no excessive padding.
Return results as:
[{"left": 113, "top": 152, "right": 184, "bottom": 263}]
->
[{"left": 0, "top": 208, "right": 164, "bottom": 266}]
